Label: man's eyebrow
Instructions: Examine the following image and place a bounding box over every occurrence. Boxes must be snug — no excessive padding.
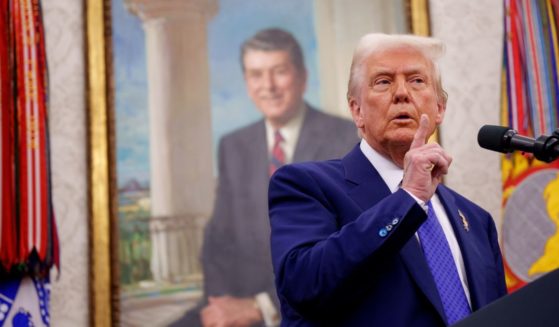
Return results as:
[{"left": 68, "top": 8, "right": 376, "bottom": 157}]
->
[
  {"left": 402, "top": 67, "right": 429, "bottom": 75},
  {"left": 246, "top": 62, "right": 289, "bottom": 71},
  {"left": 369, "top": 68, "right": 395, "bottom": 76},
  {"left": 245, "top": 68, "right": 262, "bottom": 75},
  {"left": 369, "top": 66, "right": 430, "bottom": 78}
]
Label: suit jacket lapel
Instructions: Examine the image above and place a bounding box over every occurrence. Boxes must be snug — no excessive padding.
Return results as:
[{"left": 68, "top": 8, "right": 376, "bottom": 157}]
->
[
  {"left": 342, "top": 145, "right": 392, "bottom": 210},
  {"left": 248, "top": 121, "right": 270, "bottom": 201},
  {"left": 437, "top": 186, "right": 487, "bottom": 311},
  {"left": 293, "top": 106, "right": 322, "bottom": 162},
  {"left": 342, "top": 146, "right": 447, "bottom": 320},
  {"left": 400, "top": 237, "right": 447, "bottom": 320}
]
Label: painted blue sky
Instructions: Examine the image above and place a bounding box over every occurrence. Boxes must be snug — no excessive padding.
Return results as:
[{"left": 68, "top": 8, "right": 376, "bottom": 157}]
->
[
  {"left": 113, "top": 0, "right": 319, "bottom": 187},
  {"left": 112, "top": 0, "right": 149, "bottom": 187}
]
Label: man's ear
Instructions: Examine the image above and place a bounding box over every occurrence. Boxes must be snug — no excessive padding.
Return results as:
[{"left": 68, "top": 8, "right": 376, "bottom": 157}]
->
[
  {"left": 435, "top": 100, "right": 446, "bottom": 125},
  {"left": 349, "top": 97, "right": 364, "bottom": 128}
]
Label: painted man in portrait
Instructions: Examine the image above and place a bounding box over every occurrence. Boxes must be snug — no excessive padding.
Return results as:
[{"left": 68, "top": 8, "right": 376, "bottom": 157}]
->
[{"left": 171, "top": 28, "right": 357, "bottom": 327}]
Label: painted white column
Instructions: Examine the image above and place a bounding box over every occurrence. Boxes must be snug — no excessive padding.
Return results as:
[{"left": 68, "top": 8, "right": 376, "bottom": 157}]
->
[
  {"left": 125, "top": 0, "right": 217, "bottom": 282},
  {"left": 313, "top": 0, "right": 406, "bottom": 118}
]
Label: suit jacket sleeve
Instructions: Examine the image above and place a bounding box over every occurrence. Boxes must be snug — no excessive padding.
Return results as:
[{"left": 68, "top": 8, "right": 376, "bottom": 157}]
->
[
  {"left": 201, "top": 136, "right": 280, "bottom": 314},
  {"left": 487, "top": 209, "right": 508, "bottom": 296},
  {"left": 268, "top": 164, "right": 427, "bottom": 318},
  {"left": 173, "top": 141, "right": 234, "bottom": 327},
  {"left": 201, "top": 138, "right": 237, "bottom": 297}
]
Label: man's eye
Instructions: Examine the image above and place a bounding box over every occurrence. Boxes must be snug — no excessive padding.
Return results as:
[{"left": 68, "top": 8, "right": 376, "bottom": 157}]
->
[
  {"left": 248, "top": 72, "right": 262, "bottom": 79},
  {"left": 273, "top": 66, "right": 290, "bottom": 76},
  {"left": 411, "top": 78, "right": 425, "bottom": 83},
  {"left": 371, "top": 79, "right": 390, "bottom": 91}
]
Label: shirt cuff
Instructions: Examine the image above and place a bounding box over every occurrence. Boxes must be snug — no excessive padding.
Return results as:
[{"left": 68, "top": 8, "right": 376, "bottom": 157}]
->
[
  {"left": 402, "top": 189, "right": 428, "bottom": 212},
  {"left": 254, "top": 292, "right": 280, "bottom": 327}
]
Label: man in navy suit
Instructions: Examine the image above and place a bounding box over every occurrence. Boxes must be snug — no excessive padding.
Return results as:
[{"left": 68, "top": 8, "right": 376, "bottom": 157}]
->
[{"left": 268, "top": 33, "right": 507, "bottom": 326}]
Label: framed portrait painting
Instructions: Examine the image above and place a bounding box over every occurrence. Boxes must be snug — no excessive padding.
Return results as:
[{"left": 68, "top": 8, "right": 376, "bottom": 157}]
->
[{"left": 86, "top": 0, "right": 432, "bottom": 325}]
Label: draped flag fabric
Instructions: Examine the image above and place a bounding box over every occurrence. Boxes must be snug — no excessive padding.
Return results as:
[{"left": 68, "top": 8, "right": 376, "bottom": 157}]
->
[
  {"left": 0, "top": 0, "right": 58, "bottom": 325},
  {"left": 501, "top": 0, "right": 559, "bottom": 292}
]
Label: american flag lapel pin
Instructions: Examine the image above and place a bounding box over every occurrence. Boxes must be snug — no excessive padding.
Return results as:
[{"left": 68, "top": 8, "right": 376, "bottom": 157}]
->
[{"left": 458, "top": 210, "right": 469, "bottom": 232}]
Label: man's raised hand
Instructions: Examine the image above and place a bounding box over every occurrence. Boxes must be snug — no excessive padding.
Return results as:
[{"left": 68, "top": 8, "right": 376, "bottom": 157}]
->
[{"left": 401, "top": 114, "right": 452, "bottom": 202}]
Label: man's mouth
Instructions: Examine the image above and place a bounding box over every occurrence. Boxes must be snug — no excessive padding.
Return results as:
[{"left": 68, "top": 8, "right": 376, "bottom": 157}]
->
[
  {"left": 261, "top": 94, "right": 283, "bottom": 102},
  {"left": 394, "top": 113, "right": 413, "bottom": 121}
]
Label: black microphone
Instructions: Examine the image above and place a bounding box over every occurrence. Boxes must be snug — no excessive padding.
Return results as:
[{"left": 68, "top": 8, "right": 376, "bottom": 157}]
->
[{"left": 477, "top": 125, "right": 559, "bottom": 163}]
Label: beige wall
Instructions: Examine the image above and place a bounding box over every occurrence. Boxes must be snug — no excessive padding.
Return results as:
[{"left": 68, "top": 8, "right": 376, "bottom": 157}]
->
[
  {"left": 44, "top": 0, "right": 89, "bottom": 325},
  {"left": 314, "top": 0, "right": 406, "bottom": 118},
  {"left": 431, "top": 0, "right": 504, "bottom": 229},
  {"left": 43, "top": 0, "right": 504, "bottom": 324}
]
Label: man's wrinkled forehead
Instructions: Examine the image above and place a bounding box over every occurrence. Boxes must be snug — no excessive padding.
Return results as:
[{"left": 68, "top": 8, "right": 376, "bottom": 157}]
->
[
  {"left": 365, "top": 46, "right": 435, "bottom": 77},
  {"left": 243, "top": 49, "right": 298, "bottom": 70},
  {"left": 355, "top": 33, "right": 445, "bottom": 61}
]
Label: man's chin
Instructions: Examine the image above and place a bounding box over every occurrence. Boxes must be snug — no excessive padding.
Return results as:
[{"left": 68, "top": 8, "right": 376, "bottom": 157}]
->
[
  {"left": 387, "top": 127, "right": 415, "bottom": 138},
  {"left": 263, "top": 109, "right": 296, "bottom": 126},
  {"left": 260, "top": 106, "right": 286, "bottom": 116},
  {"left": 385, "top": 131, "right": 415, "bottom": 148}
]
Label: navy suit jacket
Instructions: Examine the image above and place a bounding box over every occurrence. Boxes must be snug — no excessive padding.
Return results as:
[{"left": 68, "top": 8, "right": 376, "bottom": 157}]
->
[{"left": 268, "top": 145, "right": 507, "bottom": 327}]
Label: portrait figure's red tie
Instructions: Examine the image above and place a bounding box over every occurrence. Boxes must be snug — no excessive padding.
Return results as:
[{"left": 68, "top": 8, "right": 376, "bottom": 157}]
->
[{"left": 269, "top": 130, "right": 285, "bottom": 176}]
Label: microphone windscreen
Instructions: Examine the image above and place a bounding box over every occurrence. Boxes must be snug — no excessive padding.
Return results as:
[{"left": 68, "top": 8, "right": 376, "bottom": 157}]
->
[{"left": 478, "top": 125, "right": 510, "bottom": 153}]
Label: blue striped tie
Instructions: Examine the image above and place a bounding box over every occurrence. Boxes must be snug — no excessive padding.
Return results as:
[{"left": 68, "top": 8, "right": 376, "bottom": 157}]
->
[{"left": 418, "top": 201, "right": 471, "bottom": 325}]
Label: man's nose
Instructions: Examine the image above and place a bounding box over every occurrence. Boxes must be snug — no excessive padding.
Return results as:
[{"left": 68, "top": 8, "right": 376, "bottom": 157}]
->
[
  {"left": 262, "top": 72, "right": 276, "bottom": 90},
  {"left": 393, "top": 79, "right": 410, "bottom": 103}
]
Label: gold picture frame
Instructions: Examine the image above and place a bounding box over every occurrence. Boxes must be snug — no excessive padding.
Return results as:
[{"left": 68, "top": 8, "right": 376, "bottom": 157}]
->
[
  {"left": 86, "top": 0, "right": 118, "bottom": 325},
  {"left": 85, "top": 1, "right": 431, "bottom": 325}
]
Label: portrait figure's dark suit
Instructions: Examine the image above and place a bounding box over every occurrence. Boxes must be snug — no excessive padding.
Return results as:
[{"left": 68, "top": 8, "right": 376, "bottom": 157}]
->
[
  {"left": 268, "top": 145, "right": 507, "bottom": 327},
  {"left": 172, "top": 106, "right": 358, "bottom": 326}
]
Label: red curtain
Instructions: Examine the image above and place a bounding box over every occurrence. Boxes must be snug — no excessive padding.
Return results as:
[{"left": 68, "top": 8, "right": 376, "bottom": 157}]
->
[{"left": 0, "top": 0, "right": 58, "bottom": 273}]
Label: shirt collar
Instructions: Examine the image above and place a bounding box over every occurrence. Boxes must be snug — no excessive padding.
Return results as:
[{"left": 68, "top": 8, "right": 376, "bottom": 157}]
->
[
  {"left": 265, "top": 103, "right": 307, "bottom": 163},
  {"left": 359, "top": 138, "right": 403, "bottom": 193}
]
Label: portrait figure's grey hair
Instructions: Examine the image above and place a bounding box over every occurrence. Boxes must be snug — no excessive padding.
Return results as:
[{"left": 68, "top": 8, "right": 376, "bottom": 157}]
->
[
  {"left": 240, "top": 28, "right": 306, "bottom": 74},
  {"left": 347, "top": 33, "right": 448, "bottom": 106}
]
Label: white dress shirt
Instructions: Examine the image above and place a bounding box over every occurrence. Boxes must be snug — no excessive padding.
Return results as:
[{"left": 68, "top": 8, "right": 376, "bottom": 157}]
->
[
  {"left": 359, "top": 139, "right": 472, "bottom": 306},
  {"left": 265, "top": 104, "right": 306, "bottom": 164}
]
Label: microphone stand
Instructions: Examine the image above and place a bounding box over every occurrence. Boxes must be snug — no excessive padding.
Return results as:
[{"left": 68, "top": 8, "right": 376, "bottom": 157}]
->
[{"left": 533, "top": 129, "right": 559, "bottom": 162}]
